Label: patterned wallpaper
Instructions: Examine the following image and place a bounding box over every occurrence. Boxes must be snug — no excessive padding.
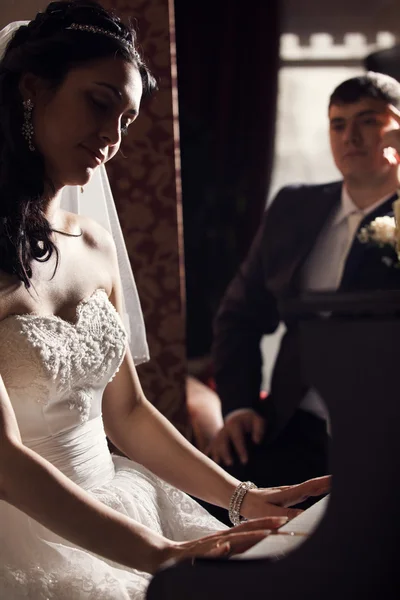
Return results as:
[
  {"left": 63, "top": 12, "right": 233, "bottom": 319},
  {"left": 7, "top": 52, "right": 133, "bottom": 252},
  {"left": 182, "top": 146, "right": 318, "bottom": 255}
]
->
[{"left": 100, "top": 0, "right": 187, "bottom": 431}]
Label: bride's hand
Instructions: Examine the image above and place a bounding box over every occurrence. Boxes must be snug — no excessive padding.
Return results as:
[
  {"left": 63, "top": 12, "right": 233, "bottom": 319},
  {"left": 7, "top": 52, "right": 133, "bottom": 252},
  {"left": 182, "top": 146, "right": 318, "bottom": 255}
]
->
[
  {"left": 159, "top": 516, "right": 288, "bottom": 568},
  {"left": 240, "top": 475, "right": 331, "bottom": 520}
]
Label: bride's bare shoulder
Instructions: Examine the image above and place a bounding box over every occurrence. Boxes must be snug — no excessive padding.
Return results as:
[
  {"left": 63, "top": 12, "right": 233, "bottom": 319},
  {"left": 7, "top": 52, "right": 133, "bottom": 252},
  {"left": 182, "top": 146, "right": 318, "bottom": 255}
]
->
[
  {"left": 65, "top": 212, "right": 116, "bottom": 254},
  {"left": 70, "top": 213, "right": 118, "bottom": 273}
]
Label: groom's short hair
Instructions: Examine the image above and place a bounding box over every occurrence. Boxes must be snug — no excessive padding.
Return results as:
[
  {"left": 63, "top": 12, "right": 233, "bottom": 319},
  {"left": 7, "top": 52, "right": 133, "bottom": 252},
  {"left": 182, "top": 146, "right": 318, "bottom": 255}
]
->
[{"left": 329, "top": 72, "right": 400, "bottom": 110}]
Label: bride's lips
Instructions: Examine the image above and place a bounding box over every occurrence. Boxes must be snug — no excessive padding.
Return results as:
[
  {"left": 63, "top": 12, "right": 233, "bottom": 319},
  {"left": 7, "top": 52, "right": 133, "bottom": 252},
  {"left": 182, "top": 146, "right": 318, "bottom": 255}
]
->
[{"left": 80, "top": 145, "right": 106, "bottom": 167}]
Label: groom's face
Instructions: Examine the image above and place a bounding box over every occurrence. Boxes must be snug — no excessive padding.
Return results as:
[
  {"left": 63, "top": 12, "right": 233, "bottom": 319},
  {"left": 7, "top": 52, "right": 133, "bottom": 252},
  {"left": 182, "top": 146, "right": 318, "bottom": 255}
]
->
[
  {"left": 31, "top": 56, "right": 143, "bottom": 189},
  {"left": 329, "top": 97, "right": 399, "bottom": 183}
]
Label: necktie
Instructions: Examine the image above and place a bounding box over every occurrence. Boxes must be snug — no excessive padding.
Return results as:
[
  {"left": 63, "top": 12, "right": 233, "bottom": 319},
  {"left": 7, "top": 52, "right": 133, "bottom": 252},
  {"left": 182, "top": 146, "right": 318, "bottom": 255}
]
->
[
  {"left": 335, "top": 210, "right": 364, "bottom": 289},
  {"left": 347, "top": 210, "right": 364, "bottom": 243}
]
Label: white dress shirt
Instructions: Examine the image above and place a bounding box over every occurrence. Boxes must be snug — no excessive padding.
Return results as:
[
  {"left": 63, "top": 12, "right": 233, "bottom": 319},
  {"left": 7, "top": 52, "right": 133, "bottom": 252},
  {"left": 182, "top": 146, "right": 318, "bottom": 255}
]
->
[{"left": 299, "top": 185, "right": 395, "bottom": 427}]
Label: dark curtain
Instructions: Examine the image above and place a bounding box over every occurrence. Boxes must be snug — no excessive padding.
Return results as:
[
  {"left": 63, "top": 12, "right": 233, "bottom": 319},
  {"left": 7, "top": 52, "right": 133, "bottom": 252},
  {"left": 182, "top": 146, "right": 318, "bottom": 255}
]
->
[{"left": 175, "top": 0, "right": 281, "bottom": 360}]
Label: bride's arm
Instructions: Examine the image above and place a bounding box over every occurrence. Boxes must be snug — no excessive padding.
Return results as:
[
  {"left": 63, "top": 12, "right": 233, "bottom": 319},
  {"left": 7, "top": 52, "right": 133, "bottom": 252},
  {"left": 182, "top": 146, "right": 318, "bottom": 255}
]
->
[
  {"left": 102, "top": 242, "right": 242, "bottom": 512},
  {"left": 105, "top": 344, "right": 324, "bottom": 519},
  {"left": 103, "top": 238, "right": 330, "bottom": 518},
  {"left": 0, "top": 375, "right": 274, "bottom": 566},
  {"left": 0, "top": 374, "right": 174, "bottom": 573},
  {"left": 104, "top": 357, "right": 241, "bottom": 510}
]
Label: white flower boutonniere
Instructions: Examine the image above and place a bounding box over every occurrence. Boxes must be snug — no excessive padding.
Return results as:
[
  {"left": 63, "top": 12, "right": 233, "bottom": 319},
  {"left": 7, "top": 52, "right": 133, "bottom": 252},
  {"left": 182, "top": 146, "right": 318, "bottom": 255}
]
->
[
  {"left": 358, "top": 215, "right": 396, "bottom": 248},
  {"left": 358, "top": 192, "right": 400, "bottom": 265}
]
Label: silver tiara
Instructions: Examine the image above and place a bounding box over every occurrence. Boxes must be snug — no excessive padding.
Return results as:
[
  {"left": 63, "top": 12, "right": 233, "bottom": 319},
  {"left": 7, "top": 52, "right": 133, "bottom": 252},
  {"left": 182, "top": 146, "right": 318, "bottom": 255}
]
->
[{"left": 67, "top": 23, "right": 140, "bottom": 60}]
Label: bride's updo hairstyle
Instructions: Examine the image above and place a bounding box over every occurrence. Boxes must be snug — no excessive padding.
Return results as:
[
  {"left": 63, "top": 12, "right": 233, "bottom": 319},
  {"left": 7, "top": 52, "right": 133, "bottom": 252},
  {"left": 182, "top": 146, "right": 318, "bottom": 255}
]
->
[{"left": 0, "top": 0, "right": 156, "bottom": 288}]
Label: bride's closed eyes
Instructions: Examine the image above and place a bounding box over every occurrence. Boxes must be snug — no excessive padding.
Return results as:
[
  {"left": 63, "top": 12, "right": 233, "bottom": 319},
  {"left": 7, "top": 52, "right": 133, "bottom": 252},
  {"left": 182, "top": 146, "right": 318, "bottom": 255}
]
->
[{"left": 88, "top": 93, "right": 131, "bottom": 136}]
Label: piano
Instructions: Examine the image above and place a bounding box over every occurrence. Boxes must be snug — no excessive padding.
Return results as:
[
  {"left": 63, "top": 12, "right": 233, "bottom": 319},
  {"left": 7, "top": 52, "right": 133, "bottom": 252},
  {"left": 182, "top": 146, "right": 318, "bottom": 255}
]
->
[{"left": 148, "top": 291, "right": 400, "bottom": 599}]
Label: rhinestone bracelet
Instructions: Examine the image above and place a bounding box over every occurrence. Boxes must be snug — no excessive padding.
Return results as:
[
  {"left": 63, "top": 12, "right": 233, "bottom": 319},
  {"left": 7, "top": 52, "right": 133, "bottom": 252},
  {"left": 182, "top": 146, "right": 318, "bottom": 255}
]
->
[{"left": 228, "top": 481, "right": 258, "bottom": 526}]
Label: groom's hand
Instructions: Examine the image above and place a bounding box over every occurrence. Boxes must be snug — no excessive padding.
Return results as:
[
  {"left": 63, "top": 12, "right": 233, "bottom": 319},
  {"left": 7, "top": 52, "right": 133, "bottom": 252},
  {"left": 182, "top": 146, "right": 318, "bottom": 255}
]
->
[
  {"left": 381, "top": 104, "right": 400, "bottom": 164},
  {"left": 207, "top": 409, "right": 265, "bottom": 466}
]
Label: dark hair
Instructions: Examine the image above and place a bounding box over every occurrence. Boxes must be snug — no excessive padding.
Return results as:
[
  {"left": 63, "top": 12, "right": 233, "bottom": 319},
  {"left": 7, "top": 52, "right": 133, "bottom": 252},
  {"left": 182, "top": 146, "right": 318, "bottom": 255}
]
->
[
  {"left": 0, "top": 0, "right": 156, "bottom": 288},
  {"left": 329, "top": 71, "right": 400, "bottom": 110}
]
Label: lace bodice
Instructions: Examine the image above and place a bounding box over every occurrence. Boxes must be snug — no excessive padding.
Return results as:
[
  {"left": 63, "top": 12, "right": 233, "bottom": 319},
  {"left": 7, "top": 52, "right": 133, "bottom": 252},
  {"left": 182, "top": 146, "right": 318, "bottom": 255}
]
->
[{"left": 0, "top": 289, "right": 127, "bottom": 443}]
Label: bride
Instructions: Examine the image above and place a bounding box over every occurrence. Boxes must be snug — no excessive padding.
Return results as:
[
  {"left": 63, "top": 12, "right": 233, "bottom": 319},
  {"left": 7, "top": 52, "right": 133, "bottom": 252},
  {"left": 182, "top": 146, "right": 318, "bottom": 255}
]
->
[{"left": 0, "top": 2, "right": 330, "bottom": 598}]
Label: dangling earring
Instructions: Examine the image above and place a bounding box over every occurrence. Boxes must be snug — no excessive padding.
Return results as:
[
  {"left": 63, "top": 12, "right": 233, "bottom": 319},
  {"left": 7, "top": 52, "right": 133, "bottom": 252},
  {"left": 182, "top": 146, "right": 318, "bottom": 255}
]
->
[
  {"left": 22, "top": 99, "right": 35, "bottom": 152},
  {"left": 81, "top": 186, "right": 84, "bottom": 194}
]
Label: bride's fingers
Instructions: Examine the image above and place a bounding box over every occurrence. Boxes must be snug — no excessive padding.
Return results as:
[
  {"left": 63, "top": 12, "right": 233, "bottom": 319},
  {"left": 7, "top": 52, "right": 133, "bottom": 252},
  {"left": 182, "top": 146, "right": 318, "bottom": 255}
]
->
[
  {"left": 293, "top": 475, "right": 331, "bottom": 495},
  {"left": 207, "top": 530, "right": 270, "bottom": 556},
  {"left": 204, "top": 541, "right": 231, "bottom": 558},
  {"left": 263, "top": 475, "right": 331, "bottom": 508},
  {"left": 302, "top": 475, "right": 331, "bottom": 496},
  {"left": 182, "top": 530, "right": 270, "bottom": 561},
  {"left": 260, "top": 503, "right": 303, "bottom": 518},
  {"left": 194, "top": 517, "right": 287, "bottom": 546},
  {"left": 230, "top": 516, "right": 289, "bottom": 532},
  {"left": 222, "top": 531, "right": 271, "bottom": 556}
]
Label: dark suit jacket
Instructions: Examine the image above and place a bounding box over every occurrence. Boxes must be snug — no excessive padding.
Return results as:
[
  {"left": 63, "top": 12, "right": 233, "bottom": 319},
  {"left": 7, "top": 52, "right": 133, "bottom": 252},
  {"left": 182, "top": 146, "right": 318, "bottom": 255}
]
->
[{"left": 212, "top": 181, "right": 400, "bottom": 441}]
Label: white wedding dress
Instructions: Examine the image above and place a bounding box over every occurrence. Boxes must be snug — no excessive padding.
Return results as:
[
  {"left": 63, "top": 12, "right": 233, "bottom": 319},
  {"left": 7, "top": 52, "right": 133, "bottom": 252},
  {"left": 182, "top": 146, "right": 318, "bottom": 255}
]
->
[{"left": 0, "top": 289, "right": 224, "bottom": 599}]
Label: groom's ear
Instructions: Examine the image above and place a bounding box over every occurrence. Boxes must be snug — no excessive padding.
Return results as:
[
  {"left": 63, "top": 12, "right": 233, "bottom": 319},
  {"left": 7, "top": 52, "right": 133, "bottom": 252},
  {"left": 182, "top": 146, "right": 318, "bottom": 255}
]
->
[{"left": 18, "top": 72, "right": 49, "bottom": 102}]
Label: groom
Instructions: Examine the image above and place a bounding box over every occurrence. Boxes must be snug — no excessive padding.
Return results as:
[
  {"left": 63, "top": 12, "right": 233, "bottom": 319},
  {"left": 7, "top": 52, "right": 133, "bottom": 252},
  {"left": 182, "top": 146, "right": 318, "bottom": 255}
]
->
[{"left": 209, "top": 72, "right": 400, "bottom": 492}]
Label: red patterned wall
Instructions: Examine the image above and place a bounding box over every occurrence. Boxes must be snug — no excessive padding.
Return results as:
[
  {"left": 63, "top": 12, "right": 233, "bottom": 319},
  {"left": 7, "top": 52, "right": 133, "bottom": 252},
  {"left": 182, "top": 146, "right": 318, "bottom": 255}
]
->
[{"left": 100, "top": 0, "right": 187, "bottom": 431}]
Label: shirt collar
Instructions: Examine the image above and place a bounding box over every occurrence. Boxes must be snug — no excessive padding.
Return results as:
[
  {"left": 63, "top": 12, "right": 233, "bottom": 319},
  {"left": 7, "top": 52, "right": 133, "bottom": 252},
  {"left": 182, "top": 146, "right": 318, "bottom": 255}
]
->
[{"left": 332, "top": 184, "right": 397, "bottom": 226}]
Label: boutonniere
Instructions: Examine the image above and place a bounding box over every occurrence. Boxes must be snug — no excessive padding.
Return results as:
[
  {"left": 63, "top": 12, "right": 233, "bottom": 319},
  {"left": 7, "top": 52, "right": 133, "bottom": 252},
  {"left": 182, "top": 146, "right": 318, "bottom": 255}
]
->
[{"left": 358, "top": 193, "right": 400, "bottom": 266}]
